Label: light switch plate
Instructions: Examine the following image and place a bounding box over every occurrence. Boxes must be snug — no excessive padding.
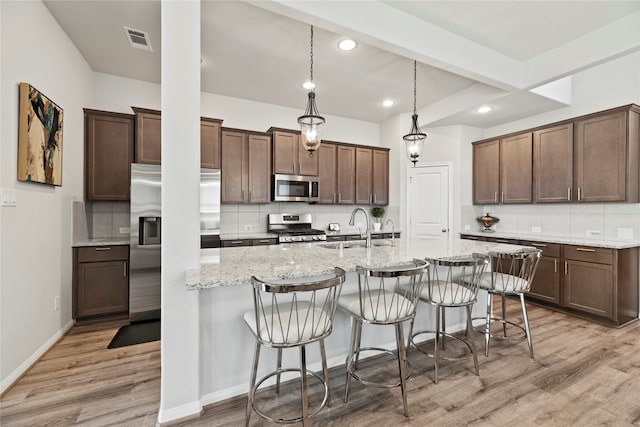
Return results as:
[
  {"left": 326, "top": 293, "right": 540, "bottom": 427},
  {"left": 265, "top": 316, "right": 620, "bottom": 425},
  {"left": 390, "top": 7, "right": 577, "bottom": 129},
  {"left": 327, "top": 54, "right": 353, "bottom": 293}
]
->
[
  {"left": 119, "top": 227, "right": 130, "bottom": 234},
  {"left": 586, "top": 230, "right": 601, "bottom": 237},
  {"left": 464, "top": 225, "right": 471, "bottom": 231},
  {"left": 617, "top": 228, "right": 633, "bottom": 239},
  {"left": 1, "top": 188, "right": 16, "bottom": 207},
  {"left": 531, "top": 226, "right": 541, "bottom": 233}
]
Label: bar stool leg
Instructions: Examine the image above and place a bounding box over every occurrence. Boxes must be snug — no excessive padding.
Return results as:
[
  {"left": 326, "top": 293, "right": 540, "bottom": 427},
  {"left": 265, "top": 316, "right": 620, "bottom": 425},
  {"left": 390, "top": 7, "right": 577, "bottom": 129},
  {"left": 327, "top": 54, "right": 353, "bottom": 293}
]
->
[
  {"left": 245, "top": 341, "right": 261, "bottom": 427},
  {"left": 407, "top": 316, "right": 415, "bottom": 349},
  {"left": 484, "top": 292, "right": 493, "bottom": 357},
  {"left": 434, "top": 305, "right": 441, "bottom": 384},
  {"left": 501, "top": 293, "right": 508, "bottom": 338},
  {"left": 319, "top": 339, "right": 331, "bottom": 407},
  {"left": 300, "top": 345, "right": 309, "bottom": 427},
  {"left": 354, "top": 319, "right": 363, "bottom": 370},
  {"left": 395, "top": 322, "right": 410, "bottom": 417},
  {"left": 275, "top": 348, "right": 282, "bottom": 394},
  {"left": 441, "top": 307, "right": 446, "bottom": 351},
  {"left": 344, "top": 318, "right": 358, "bottom": 403},
  {"left": 520, "top": 293, "right": 534, "bottom": 359},
  {"left": 466, "top": 305, "right": 479, "bottom": 376}
]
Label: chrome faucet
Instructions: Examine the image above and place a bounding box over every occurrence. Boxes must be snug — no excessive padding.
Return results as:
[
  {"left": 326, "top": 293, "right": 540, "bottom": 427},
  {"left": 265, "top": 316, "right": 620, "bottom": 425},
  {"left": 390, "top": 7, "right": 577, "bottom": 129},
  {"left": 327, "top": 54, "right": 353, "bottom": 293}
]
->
[
  {"left": 385, "top": 219, "right": 396, "bottom": 247},
  {"left": 349, "top": 207, "right": 371, "bottom": 248}
]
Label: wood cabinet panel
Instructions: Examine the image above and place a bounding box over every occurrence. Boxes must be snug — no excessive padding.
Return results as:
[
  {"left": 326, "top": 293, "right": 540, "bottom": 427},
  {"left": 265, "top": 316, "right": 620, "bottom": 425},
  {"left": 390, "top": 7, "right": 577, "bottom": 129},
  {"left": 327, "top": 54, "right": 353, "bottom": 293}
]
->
[
  {"left": 272, "top": 130, "right": 318, "bottom": 176},
  {"left": 355, "top": 148, "right": 373, "bottom": 205},
  {"left": 73, "top": 246, "right": 129, "bottom": 319},
  {"left": 133, "top": 108, "right": 162, "bottom": 165},
  {"left": 247, "top": 134, "right": 271, "bottom": 203},
  {"left": 500, "top": 133, "right": 532, "bottom": 203},
  {"left": 298, "top": 136, "right": 319, "bottom": 176},
  {"left": 221, "top": 130, "right": 247, "bottom": 203},
  {"left": 533, "top": 124, "right": 573, "bottom": 203},
  {"left": 336, "top": 145, "right": 355, "bottom": 204},
  {"left": 84, "top": 109, "right": 134, "bottom": 201},
  {"left": 563, "top": 259, "right": 614, "bottom": 320},
  {"left": 200, "top": 119, "right": 221, "bottom": 169},
  {"left": 318, "top": 143, "right": 337, "bottom": 204},
  {"left": 372, "top": 149, "right": 389, "bottom": 205},
  {"left": 575, "top": 110, "right": 628, "bottom": 202},
  {"left": 528, "top": 256, "right": 561, "bottom": 304},
  {"left": 473, "top": 139, "right": 500, "bottom": 204}
]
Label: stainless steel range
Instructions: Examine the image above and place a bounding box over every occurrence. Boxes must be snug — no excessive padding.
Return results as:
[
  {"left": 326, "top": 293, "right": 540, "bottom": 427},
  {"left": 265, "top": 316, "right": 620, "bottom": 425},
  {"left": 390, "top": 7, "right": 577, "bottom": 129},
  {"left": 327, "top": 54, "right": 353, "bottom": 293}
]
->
[{"left": 268, "top": 213, "right": 327, "bottom": 243}]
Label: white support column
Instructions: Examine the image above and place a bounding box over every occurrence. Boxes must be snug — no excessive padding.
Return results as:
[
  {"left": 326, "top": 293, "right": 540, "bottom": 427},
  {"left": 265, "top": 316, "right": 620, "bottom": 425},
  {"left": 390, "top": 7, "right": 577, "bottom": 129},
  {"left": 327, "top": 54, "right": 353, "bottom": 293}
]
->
[{"left": 158, "top": 0, "right": 201, "bottom": 424}]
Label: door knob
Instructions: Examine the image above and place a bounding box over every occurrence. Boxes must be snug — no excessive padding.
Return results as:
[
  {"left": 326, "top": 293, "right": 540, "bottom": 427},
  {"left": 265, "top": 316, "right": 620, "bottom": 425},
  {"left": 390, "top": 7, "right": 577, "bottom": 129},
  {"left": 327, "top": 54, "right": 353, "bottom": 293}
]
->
[{"left": 442, "top": 228, "right": 448, "bottom": 232}]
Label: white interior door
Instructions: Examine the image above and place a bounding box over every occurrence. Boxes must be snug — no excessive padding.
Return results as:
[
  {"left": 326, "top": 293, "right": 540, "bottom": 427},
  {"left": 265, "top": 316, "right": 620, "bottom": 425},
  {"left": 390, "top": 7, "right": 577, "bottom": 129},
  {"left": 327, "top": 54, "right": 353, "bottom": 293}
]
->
[{"left": 408, "top": 164, "right": 451, "bottom": 240}]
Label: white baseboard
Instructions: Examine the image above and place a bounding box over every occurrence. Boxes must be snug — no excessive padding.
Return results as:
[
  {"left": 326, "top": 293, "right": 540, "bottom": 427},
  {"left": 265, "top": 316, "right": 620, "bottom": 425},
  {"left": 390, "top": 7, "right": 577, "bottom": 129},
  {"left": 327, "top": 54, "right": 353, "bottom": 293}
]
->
[
  {"left": 1, "top": 319, "right": 74, "bottom": 395},
  {"left": 156, "top": 400, "right": 203, "bottom": 425}
]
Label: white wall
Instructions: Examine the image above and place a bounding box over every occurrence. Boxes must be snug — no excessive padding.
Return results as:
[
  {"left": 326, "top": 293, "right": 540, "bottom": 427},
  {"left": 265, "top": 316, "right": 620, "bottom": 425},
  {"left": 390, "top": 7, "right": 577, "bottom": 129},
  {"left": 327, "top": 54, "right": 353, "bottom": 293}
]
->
[{"left": 0, "top": 0, "right": 93, "bottom": 391}]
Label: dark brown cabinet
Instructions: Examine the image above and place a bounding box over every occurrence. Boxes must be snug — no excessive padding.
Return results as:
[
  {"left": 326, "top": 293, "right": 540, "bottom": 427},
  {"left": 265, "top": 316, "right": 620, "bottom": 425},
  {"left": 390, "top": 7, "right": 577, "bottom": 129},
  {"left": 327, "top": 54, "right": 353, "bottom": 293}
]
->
[
  {"left": 575, "top": 108, "right": 639, "bottom": 203},
  {"left": 460, "top": 234, "right": 638, "bottom": 326},
  {"left": 84, "top": 109, "right": 134, "bottom": 201},
  {"left": 500, "top": 133, "right": 532, "bottom": 203},
  {"left": 220, "top": 129, "right": 271, "bottom": 204},
  {"left": 473, "top": 139, "right": 500, "bottom": 204},
  {"left": 73, "top": 246, "right": 129, "bottom": 319},
  {"left": 355, "top": 148, "right": 373, "bottom": 205},
  {"left": 318, "top": 143, "right": 338, "bottom": 204},
  {"left": 533, "top": 123, "right": 573, "bottom": 203},
  {"left": 270, "top": 129, "right": 319, "bottom": 176},
  {"left": 132, "top": 107, "right": 162, "bottom": 165},
  {"left": 200, "top": 118, "right": 222, "bottom": 169},
  {"left": 336, "top": 145, "right": 356, "bottom": 204},
  {"left": 372, "top": 149, "right": 389, "bottom": 205}
]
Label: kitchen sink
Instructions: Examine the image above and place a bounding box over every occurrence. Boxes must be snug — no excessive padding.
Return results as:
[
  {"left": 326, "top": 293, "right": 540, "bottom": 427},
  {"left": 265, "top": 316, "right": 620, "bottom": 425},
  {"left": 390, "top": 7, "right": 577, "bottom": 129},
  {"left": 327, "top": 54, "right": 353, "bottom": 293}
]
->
[{"left": 319, "top": 240, "right": 392, "bottom": 249}]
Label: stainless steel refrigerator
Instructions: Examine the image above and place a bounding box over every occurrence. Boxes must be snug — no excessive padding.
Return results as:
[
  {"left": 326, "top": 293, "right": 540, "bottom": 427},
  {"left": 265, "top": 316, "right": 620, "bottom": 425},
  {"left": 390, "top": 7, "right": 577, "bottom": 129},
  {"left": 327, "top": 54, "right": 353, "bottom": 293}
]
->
[{"left": 129, "top": 163, "right": 220, "bottom": 323}]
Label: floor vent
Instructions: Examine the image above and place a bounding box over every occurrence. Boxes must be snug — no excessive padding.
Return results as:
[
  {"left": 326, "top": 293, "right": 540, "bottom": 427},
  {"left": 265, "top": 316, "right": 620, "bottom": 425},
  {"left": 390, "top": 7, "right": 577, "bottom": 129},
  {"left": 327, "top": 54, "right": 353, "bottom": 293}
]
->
[{"left": 123, "top": 26, "right": 153, "bottom": 52}]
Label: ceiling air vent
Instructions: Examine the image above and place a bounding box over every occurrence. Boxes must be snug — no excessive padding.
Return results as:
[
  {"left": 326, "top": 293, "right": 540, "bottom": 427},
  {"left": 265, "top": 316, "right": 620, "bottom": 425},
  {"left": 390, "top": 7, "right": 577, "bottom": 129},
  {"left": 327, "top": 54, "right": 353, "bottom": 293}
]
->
[{"left": 123, "top": 26, "right": 153, "bottom": 52}]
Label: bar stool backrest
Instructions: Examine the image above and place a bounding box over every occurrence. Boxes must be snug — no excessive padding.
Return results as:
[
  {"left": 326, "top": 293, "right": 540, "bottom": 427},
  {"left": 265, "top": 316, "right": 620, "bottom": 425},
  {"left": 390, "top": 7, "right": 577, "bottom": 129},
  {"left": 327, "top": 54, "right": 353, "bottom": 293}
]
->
[
  {"left": 425, "top": 255, "right": 489, "bottom": 305},
  {"left": 249, "top": 268, "right": 346, "bottom": 347},
  {"left": 488, "top": 250, "right": 542, "bottom": 293},
  {"left": 354, "top": 259, "right": 428, "bottom": 324}
]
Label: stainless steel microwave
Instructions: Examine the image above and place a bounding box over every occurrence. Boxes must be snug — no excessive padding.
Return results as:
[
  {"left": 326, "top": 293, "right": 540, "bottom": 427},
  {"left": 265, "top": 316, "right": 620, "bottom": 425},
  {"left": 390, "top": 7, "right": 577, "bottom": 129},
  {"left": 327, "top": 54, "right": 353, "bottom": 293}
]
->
[{"left": 272, "top": 174, "right": 319, "bottom": 203}]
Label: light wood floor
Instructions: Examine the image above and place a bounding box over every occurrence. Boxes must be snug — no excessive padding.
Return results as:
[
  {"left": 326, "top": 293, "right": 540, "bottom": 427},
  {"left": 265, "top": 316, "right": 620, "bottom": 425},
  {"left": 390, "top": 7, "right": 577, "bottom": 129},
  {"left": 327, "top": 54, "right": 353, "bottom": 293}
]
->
[{"left": 2, "top": 301, "right": 639, "bottom": 426}]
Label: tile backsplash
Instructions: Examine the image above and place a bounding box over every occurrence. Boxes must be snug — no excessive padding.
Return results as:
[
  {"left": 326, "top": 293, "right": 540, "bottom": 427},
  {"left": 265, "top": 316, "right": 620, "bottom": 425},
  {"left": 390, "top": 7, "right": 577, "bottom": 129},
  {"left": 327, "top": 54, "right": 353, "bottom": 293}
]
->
[
  {"left": 467, "top": 203, "right": 640, "bottom": 240},
  {"left": 72, "top": 200, "right": 130, "bottom": 241}
]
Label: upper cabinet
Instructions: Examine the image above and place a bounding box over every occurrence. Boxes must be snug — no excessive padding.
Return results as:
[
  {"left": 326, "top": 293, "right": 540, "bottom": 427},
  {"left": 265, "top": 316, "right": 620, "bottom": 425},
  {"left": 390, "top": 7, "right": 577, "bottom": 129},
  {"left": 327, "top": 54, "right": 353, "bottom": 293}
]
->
[
  {"left": 270, "top": 128, "right": 319, "bottom": 176},
  {"left": 318, "top": 143, "right": 338, "bottom": 204},
  {"left": 355, "top": 148, "right": 373, "bottom": 205},
  {"left": 132, "top": 107, "right": 161, "bottom": 165},
  {"left": 336, "top": 145, "right": 356, "bottom": 204},
  {"left": 131, "top": 107, "right": 223, "bottom": 169},
  {"left": 575, "top": 108, "right": 638, "bottom": 203},
  {"left": 473, "top": 104, "right": 640, "bottom": 205},
  {"left": 84, "top": 109, "right": 134, "bottom": 201},
  {"left": 533, "top": 123, "right": 573, "bottom": 203},
  {"left": 372, "top": 149, "right": 389, "bottom": 205},
  {"left": 220, "top": 129, "right": 271, "bottom": 204}
]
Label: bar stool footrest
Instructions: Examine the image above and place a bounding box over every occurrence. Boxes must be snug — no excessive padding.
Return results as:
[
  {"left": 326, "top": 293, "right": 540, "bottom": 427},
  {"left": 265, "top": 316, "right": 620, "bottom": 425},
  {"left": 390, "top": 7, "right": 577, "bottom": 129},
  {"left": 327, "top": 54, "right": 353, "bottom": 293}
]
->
[
  {"left": 472, "top": 317, "right": 527, "bottom": 341},
  {"left": 410, "top": 330, "right": 476, "bottom": 362},
  {"left": 347, "top": 346, "right": 412, "bottom": 389}
]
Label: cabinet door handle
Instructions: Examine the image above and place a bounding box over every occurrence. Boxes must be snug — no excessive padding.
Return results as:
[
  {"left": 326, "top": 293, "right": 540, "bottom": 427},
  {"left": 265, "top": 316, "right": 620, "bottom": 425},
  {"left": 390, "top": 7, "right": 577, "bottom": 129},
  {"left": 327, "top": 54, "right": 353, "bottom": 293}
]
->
[
  {"left": 123, "top": 261, "right": 127, "bottom": 277},
  {"left": 577, "top": 187, "right": 582, "bottom": 201},
  {"left": 248, "top": 190, "right": 252, "bottom": 202},
  {"left": 501, "top": 192, "right": 504, "bottom": 203},
  {"left": 257, "top": 239, "right": 271, "bottom": 243},
  {"left": 494, "top": 192, "right": 498, "bottom": 203},
  {"left": 333, "top": 194, "right": 336, "bottom": 203},
  {"left": 554, "top": 259, "right": 558, "bottom": 273},
  {"left": 230, "top": 241, "right": 243, "bottom": 245},
  {"left": 564, "top": 261, "right": 568, "bottom": 275},
  {"left": 338, "top": 193, "right": 342, "bottom": 203},
  {"left": 369, "top": 194, "right": 372, "bottom": 204},
  {"left": 568, "top": 187, "right": 571, "bottom": 201},
  {"left": 95, "top": 247, "right": 112, "bottom": 251},
  {"left": 241, "top": 190, "right": 245, "bottom": 201},
  {"left": 373, "top": 194, "right": 377, "bottom": 204},
  {"left": 576, "top": 247, "right": 596, "bottom": 253}
]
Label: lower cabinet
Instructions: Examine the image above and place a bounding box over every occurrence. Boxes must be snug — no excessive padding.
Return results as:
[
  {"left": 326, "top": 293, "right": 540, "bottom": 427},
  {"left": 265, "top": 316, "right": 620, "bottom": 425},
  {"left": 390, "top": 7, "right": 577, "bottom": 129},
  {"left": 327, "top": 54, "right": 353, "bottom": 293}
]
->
[
  {"left": 221, "top": 238, "right": 278, "bottom": 247},
  {"left": 460, "top": 234, "right": 639, "bottom": 326},
  {"left": 73, "top": 246, "right": 129, "bottom": 320}
]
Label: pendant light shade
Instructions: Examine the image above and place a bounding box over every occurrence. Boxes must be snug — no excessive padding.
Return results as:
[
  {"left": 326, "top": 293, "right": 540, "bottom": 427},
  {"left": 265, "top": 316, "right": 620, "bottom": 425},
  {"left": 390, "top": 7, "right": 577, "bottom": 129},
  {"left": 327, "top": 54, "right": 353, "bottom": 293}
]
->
[
  {"left": 403, "top": 60, "right": 426, "bottom": 166},
  {"left": 298, "top": 25, "right": 324, "bottom": 155}
]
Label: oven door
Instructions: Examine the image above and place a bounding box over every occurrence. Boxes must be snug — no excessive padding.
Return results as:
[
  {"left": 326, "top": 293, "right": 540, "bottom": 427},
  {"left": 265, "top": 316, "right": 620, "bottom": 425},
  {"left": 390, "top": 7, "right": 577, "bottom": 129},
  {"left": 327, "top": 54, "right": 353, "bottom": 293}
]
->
[{"left": 272, "top": 174, "right": 319, "bottom": 202}]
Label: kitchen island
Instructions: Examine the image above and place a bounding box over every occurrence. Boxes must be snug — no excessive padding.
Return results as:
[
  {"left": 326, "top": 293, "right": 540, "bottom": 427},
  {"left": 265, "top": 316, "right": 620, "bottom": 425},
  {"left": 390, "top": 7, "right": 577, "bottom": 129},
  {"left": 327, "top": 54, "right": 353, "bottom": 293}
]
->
[{"left": 189, "top": 237, "right": 533, "bottom": 406}]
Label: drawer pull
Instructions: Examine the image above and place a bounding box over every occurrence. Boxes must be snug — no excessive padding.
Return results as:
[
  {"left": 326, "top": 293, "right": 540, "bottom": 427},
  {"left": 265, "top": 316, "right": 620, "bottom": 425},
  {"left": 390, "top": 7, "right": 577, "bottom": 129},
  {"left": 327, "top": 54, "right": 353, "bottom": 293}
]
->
[
  {"left": 257, "top": 240, "right": 270, "bottom": 243},
  {"left": 95, "top": 247, "right": 112, "bottom": 251},
  {"left": 123, "top": 261, "right": 127, "bottom": 277},
  {"left": 230, "top": 241, "right": 243, "bottom": 245},
  {"left": 465, "top": 236, "right": 479, "bottom": 240},
  {"left": 576, "top": 248, "right": 596, "bottom": 253},
  {"left": 532, "top": 243, "right": 547, "bottom": 247},
  {"left": 564, "top": 261, "right": 568, "bottom": 275},
  {"left": 568, "top": 187, "right": 571, "bottom": 201},
  {"left": 554, "top": 259, "right": 558, "bottom": 273},
  {"left": 494, "top": 192, "right": 497, "bottom": 203}
]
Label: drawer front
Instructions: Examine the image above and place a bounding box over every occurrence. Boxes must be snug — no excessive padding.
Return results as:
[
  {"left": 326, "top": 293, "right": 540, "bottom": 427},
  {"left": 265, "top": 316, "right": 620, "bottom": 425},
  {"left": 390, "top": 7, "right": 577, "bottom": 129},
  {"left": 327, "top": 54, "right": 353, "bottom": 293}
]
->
[
  {"left": 460, "top": 234, "right": 488, "bottom": 242},
  {"left": 251, "top": 238, "right": 278, "bottom": 246},
  {"left": 326, "top": 235, "right": 346, "bottom": 242},
  {"left": 371, "top": 234, "right": 386, "bottom": 240},
  {"left": 523, "top": 241, "right": 561, "bottom": 258},
  {"left": 564, "top": 245, "right": 613, "bottom": 264},
  {"left": 77, "top": 245, "right": 129, "bottom": 263},
  {"left": 222, "top": 240, "right": 252, "bottom": 247}
]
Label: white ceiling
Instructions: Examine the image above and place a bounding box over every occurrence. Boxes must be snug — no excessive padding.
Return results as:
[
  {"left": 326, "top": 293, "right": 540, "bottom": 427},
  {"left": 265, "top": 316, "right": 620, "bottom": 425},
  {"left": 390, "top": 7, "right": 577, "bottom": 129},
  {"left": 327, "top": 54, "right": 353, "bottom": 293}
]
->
[{"left": 43, "top": 0, "right": 640, "bottom": 128}]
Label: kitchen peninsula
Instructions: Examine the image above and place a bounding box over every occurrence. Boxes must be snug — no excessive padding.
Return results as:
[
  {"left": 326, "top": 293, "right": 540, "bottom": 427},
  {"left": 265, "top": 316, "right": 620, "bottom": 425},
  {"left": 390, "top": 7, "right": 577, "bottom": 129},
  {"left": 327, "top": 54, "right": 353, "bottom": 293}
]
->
[{"left": 187, "top": 237, "right": 532, "bottom": 405}]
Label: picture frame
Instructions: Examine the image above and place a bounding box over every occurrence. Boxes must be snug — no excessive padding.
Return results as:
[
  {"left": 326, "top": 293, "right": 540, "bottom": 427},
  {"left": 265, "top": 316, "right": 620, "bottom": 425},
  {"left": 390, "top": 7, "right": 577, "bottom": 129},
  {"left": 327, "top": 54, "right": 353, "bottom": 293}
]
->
[{"left": 17, "top": 82, "right": 63, "bottom": 186}]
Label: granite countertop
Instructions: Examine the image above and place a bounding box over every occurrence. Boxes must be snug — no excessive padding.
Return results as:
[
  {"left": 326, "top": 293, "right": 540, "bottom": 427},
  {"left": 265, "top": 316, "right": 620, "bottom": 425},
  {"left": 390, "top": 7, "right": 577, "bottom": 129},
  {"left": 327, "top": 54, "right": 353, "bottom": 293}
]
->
[
  {"left": 72, "top": 237, "right": 130, "bottom": 247},
  {"left": 186, "top": 237, "right": 532, "bottom": 290},
  {"left": 459, "top": 231, "right": 640, "bottom": 249}
]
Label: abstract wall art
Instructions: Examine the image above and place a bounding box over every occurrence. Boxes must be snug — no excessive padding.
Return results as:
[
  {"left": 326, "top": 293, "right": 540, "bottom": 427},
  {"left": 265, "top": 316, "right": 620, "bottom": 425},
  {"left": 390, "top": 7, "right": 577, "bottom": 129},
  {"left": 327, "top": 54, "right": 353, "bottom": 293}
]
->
[{"left": 17, "top": 82, "right": 63, "bottom": 186}]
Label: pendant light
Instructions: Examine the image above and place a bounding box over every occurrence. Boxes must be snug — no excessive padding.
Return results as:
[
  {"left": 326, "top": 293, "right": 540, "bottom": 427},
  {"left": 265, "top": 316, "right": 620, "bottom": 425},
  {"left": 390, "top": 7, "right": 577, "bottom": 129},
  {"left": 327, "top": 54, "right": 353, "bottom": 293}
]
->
[
  {"left": 298, "top": 25, "right": 325, "bottom": 155},
  {"left": 403, "top": 60, "right": 426, "bottom": 166}
]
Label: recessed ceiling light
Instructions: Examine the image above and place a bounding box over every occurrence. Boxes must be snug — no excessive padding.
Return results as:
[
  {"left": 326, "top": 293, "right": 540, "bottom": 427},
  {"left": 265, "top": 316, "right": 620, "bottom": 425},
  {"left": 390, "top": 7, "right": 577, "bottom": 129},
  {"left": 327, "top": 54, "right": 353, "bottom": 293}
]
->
[
  {"left": 302, "top": 81, "right": 316, "bottom": 90},
  {"left": 338, "top": 38, "right": 357, "bottom": 51},
  {"left": 476, "top": 105, "right": 493, "bottom": 113},
  {"left": 382, "top": 99, "right": 394, "bottom": 107}
]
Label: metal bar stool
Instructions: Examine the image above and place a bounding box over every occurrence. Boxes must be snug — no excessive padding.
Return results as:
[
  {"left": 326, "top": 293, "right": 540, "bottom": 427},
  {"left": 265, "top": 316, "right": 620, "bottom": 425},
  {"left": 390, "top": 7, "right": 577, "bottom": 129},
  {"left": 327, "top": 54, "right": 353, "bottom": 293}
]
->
[
  {"left": 473, "top": 250, "right": 542, "bottom": 358},
  {"left": 408, "top": 254, "right": 489, "bottom": 383},
  {"left": 338, "top": 259, "right": 428, "bottom": 418},
  {"left": 244, "top": 267, "right": 346, "bottom": 427}
]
